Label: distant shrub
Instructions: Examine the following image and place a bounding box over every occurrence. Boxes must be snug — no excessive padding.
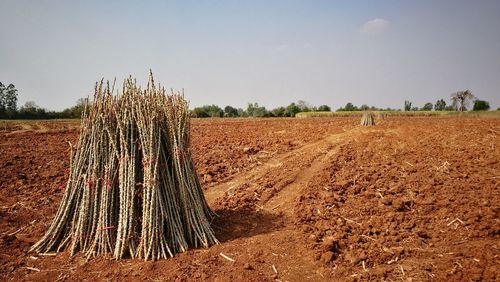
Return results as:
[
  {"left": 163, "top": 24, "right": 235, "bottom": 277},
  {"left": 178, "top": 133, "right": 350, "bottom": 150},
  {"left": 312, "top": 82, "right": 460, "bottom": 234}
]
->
[
  {"left": 317, "top": 105, "right": 331, "bottom": 112},
  {"left": 224, "top": 105, "right": 239, "bottom": 117},
  {"left": 191, "top": 107, "right": 209, "bottom": 118},
  {"left": 473, "top": 100, "right": 490, "bottom": 111},
  {"left": 18, "top": 101, "right": 48, "bottom": 119},
  {"left": 434, "top": 99, "right": 447, "bottom": 111},
  {"left": 272, "top": 106, "right": 287, "bottom": 117},
  {"left": 422, "top": 102, "right": 433, "bottom": 111},
  {"left": 337, "top": 102, "right": 359, "bottom": 112},
  {"left": 191, "top": 105, "right": 223, "bottom": 118},
  {"left": 404, "top": 100, "right": 412, "bottom": 111},
  {"left": 285, "top": 103, "right": 301, "bottom": 117},
  {"left": 246, "top": 102, "right": 269, "bottom": 117}
]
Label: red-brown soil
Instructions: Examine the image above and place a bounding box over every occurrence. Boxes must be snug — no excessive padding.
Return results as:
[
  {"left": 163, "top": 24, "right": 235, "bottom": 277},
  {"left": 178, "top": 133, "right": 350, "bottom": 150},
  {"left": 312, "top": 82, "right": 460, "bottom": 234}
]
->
[{"left": 0, "top": 117, "right": 498, "bottom": 281}]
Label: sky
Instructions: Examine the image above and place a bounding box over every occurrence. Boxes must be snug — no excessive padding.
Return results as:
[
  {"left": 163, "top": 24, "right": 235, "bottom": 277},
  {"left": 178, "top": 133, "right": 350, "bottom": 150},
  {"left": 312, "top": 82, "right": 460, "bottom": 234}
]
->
[{"left": 1, "top": 0, "right": 499, "bottom": 111}]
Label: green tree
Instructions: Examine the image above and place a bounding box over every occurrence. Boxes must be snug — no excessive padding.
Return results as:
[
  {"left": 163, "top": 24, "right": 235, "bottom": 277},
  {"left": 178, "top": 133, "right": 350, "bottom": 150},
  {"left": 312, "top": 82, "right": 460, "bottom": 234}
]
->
[
  {"left": 206, "top": 105, "right": 224, "bottom": 117},
  {"left": 360, "top": 104, "right": 369, "bottom": 111},
  {"left": 345, "top": 102, "right": 358, "bottom": 111},
  {"left": 434, "top": 99, "right": 446, "bottom": 111},
  {"left": 317, "top": 105, "right": 331, "bottom": 112},
  {"left": 0, "top": 83, "right": 18, "bottom": 118},
  {"left": 296, "top": 100, "right": 311, "bottom": 112},
  {"left": 404, "top": 100, "right": 412, "bottom": 111},
  {"left": 19, "top": 101, "right": 39, "bottom": 113},
  {"left": 422, "top": 102, "right": 433, "bottom": 111},
  {"left": 18, "top": 101, "right": 48, "bottom": 119},
  {"left": 223, "top": 105, "right": 239, "bottom": 117},
  {"left": 337, "top": 102, "right": 358, "bottom": 111},
  {"left": 0, "top": 82, "right": 5, "bottom": 116},
  {"left": 4, "top": 84, "right": 18, "bottom": 111},
  {"left": 271, "top": 106, "right": 287, "bottom": 117},
  {"left": 191, "top": 105, "right": 223, "bottom": 117},
  {"left": 191, "top": 107, "right": 209, "bottom": 118},
  {"left": 246, "top": 102, "right": 269, "bottom": 117},
  {"left": 451, "top": 89, "right": 475, "bottom": 111},
  {"left": 473, "top": 100, "right": 490, "bottom": 111},
  {"left": 237, "top": 108, "right": 246, "bottom": 117},
  {"left": 285, "top": 102, "right": 301, "bottom": 117},
  {"left": 61, "top": 98, "right": 88, "bottom": 118}
]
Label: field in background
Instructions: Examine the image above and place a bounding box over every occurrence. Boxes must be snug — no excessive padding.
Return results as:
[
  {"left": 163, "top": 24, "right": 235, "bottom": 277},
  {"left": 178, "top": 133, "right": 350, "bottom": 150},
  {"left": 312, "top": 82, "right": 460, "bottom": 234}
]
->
[
  {"left": 296, "top": 110, "right": 500, "bottom": 118},
  {"left": 1, "top": 116, "right": 499, "bottom": 281},
  {"left": 0, "top": 120, "right": 79, "bottom": 134}
]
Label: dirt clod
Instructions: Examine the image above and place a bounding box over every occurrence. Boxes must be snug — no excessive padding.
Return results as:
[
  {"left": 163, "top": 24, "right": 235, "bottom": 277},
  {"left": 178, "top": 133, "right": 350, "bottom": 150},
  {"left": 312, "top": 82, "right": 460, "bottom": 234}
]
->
[{"left": 320, "top": 251, "right": 335, "bottom": 264}]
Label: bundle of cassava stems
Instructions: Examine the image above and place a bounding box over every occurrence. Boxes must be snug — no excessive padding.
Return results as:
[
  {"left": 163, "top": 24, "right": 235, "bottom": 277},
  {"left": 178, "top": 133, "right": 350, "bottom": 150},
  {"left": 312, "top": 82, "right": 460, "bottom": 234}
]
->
[{"left": 31, "top": 73, "right": 218, "bottom": 260}]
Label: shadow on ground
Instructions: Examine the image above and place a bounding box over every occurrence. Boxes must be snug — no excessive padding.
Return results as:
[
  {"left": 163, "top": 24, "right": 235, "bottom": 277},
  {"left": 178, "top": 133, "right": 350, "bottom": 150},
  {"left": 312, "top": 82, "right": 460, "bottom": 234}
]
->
[{"left": 211, "top": 207, "right": 284, "bottom": 243}]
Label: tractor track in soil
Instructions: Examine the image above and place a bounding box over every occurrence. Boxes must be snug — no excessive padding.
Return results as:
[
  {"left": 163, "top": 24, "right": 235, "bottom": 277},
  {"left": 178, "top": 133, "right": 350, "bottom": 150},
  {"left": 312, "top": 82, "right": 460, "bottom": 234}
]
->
[
  {"left": 203, "top": 128, "right": 367, "bottom": 281},
  {"left": 206, "top": 127, "right": 367, "bottom": 213}
]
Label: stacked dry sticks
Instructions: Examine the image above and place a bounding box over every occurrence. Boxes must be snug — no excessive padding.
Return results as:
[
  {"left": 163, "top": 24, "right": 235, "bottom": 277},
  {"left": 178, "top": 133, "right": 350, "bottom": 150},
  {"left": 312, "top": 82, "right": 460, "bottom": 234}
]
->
[
  {"left": 31, "top": 73, "right": 218, "bottom": 260},
  {"left": 360, "top": 112, "right": 376, "bottom": 126}
]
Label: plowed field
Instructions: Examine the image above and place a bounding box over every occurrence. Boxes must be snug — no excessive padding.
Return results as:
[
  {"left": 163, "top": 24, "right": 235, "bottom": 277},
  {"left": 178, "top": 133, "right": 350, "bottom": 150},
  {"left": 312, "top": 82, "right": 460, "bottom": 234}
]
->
[{"left": 1, "top": 117, "right": 499, "bottom": 281}]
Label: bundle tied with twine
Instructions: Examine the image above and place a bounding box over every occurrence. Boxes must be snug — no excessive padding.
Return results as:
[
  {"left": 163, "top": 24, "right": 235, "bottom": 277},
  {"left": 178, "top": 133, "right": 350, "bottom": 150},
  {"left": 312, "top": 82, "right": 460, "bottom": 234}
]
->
[
  {"left": 360, "top": 112, "right": 376, "bottom": 126},
  {"left": 31, "top": 73, "right": 219, "bottom": 260}
]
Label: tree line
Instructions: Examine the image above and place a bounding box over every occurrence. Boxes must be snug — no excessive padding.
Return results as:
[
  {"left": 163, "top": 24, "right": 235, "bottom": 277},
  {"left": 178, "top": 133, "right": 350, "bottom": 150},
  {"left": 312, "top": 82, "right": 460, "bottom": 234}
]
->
[
  {"left": 0, "top": 82, "right": 494, "bottom": 120},
  {"left": 191, "top": 101, "right": 332, "bottom": 118},
  {"left": 404, "top": 90, "right": 490, "bottom": 112},
  {"left": 0, "top": 83, "right": 86, "bottom": 119},
  {"left": 193, "top": 90, "right": 492, "bottom": 118}
]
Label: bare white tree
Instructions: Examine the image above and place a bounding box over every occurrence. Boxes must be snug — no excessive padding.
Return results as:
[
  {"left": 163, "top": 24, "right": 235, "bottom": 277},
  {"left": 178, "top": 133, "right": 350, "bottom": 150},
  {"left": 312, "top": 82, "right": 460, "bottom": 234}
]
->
[{"left": 451, "top": 90, "right": 475, "bottom": 111}]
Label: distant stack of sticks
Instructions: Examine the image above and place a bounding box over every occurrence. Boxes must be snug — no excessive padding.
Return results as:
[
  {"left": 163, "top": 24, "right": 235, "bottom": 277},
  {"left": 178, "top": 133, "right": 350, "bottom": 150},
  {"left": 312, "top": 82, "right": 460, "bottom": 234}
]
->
[
  {"left": 31, "top": 72, "right": 218, "bottom": 260},
  {"left": 377, "top": 112, "right": 387, "bottom": 120},
  {"left": 360, "top": 112, "right": 376, "bottom": 126}
]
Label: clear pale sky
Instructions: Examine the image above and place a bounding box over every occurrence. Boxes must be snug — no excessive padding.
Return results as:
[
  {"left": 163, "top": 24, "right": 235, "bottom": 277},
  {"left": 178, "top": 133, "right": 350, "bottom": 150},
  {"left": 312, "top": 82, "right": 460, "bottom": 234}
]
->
[{"left": 1, "top": 0, "right": 499, "bottom": 111}]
